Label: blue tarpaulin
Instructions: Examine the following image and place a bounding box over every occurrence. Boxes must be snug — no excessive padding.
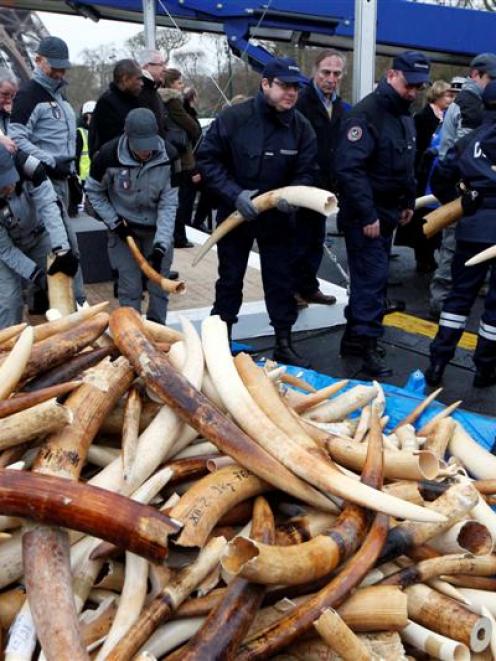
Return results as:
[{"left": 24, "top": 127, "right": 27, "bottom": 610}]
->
[{"left": 284, "top": 367, "right": 496, "bottom": 455}]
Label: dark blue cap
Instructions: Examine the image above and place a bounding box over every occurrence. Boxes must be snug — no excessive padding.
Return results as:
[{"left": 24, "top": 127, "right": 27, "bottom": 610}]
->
[
  {"left": 37, "top": 36, "right": 71, "bottom": 69},
  {"left": 471, "top": 53, "right": 496, "bottom": 79},
  {"left": 483, "top": 80, "right": 496, "bottom": 107},
  {"left": 392, "top": 51, "right": 431, "bottom": 85},
  {"left": 0, "top": 145, "right": 19, "bottom": 190},
  {"left": 125, "top": 108, "right": 160, "bottom": 152},
  {"left": 262, "top": 57, "right": 305, "bottom": 84}
]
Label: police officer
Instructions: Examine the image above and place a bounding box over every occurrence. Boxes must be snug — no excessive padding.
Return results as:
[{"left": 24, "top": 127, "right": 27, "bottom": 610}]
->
[
  {"left": 293, "top": 49, "right": 349, "bottom": 308},
  {"left": 85, "top": 108, "right": 178, "bottom": 325},
  {"left": 0, "top": 145, "right": 79, "bottom": 328},
  {"left": 426, "top": 82, "right": 496, "bottom": 388},
  {"left": 335, "top": 51, "right": 431, "bottom": 377},
  {"left": 196, "top": 57, "right": 318, "bottom": 367}
]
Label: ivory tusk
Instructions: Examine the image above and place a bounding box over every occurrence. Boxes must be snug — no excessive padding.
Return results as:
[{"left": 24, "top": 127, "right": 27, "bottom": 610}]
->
[
  {"left": 396, "top": 424, "right": 419, "bottom": 451},
  {"left": 415, "top": 193, "right": 439, "bottom": 209},
  {"left": 174, "top": 441, "right": 218, "bottom": 459},
  {"left": 179, "top": 497, "right": 275, "bottom": 660},
  {"left": 80, "top": 596, "right": 119, "bottom": 648},
  {"left": 0, "top": 380, "right": 80, "bottom": 418},
  {"left": 417, "top": 400, "right": 462, "bottom": 436},
  {"left": 0, "top": 321, "right": 26, "bottom": 347},
  {"left": 444, "top": 575, "right": 496, "bottom": 590},
  {"left": 127, "top": 236, "right": 186, "bottom": 293},
  {"left": 326, "top": 436, "right": 440, "bottom": 480},
  {"left": 302, "top": 384, "right": 378, "bottom": 422},
  {"left": 0, "top": 398, "right": 73, "bottom": 451},
  {"left": 465, "top": 244, "right": 496, "bottom": 266},
  {"left": 314, "top": 608, "right": 371, "bottom": 661},
  {"left": 109, "top": 307, "right": 336, "bottom": 513},
  {"left": 0, "top": 326, "right": 33, "bottom": 401},
  {"left": 401, "top": 619, "right": 470, "bottom": 661},
  {"left": 291, "top": 380, "right": 349, "bottom": 414},
  {"left": 279, "top": 370, "right": 316, "bottom": 392},
  {"left": 429, "top": 520, "right": 493, "bottom": 556},
  {"left": 381, "top": 553, "right": 496, "bottom": 589},
  {"left": 170, "top": 464, "right": 269, "bottom": 548},
  {"left": 405, "top": 583, "right": 491, "bottom": 653},
  {"left": 142, "top": 318, "right": 183, "bottom": 343},
  {"left": 105, "top": 536, "right": 227, "bottom": 661},
  {"left": 383, "top": 481, "right": 424, "bottom": 505},
  {"left": 0, "top": 585, "right": 25, "bottom": 630},
  {"left": 392, "top": 387, "right": 443, "bottom": 431},
  {"left": 5, "top": 599, "right": 36, "bottom": 661},
  {"left": 449, "top": 422, "right": 496, "bottom": 480},
  {"left": 193, "top": 186, "right": 336, "bottom": 265},
  {"left": 379, "top": 480, "right": 481, "bottom": 562},
  {"left": 136, "top": 618, "right": 204, "bottom": 659},
  {"left": 87, "top": 445, "right": 120, "bottom": 467},
  {"left": 423, "top": 198, "right": 463, "bottom": 239},
  {"left": 471, "top": 490, "right": 496, "bottom": 542},
  {"left": 122, "top": 386, "right": 142, "bottom": 482},
  {"left": 23, "top": 526, "right": 89, "bottom": 660},
  {"left": 275, "top": 510, "right": 338, "bottom": 546},
  {"left": 47, "top": 253, "right": 76, "bottom": 315},
  {"left": 424, "top": 417, "right": 456, "bottom": 459},
  {"left": 204, "top": 321, "right": 443, "bottom": 522}
]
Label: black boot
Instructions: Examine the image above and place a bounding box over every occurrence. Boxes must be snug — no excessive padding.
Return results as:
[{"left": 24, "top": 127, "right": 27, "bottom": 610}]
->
[
  {"left": 473, "top": 335, "right": 496, "bottom": 387},
  {"left": 273, "top": 329, "right": 311, "bottom": 368},
  {"left": 361, "top": 337, "right": 392, "bottom": 377},
  {"left": 340, "top": 329, "right": 386, "bottom": 358},
  {"left": 425, "top": 361, "right": 447, "bottom": 387}
]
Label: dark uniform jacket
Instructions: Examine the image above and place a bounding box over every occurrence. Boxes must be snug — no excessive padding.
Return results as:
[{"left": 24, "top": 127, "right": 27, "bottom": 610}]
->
[
  {"left": 457, "top": 116, "right": 496, "bottom": 244},
  {"left": 296, "top": 82, "right": 349, "bottom": 190},
  {"left": 89, "top": 83, "right": 141, "bottom": 157},
  {"left": 334, "top": 78, "right": 416, "bottom": 231},
  {"left": 196, "top": 91, "right": 318, "bottom": 225}
]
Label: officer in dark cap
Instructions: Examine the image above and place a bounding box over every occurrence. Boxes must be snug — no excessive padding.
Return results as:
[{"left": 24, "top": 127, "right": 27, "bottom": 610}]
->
[
  {"left": 197, "top": 56, "right": 318, "bottom": 367},
  {"left": 335, "top": 51, "right": 431, "bottom": 377},
  {"left": 425, "top": 81, "right": 496, "bottom": 388}
]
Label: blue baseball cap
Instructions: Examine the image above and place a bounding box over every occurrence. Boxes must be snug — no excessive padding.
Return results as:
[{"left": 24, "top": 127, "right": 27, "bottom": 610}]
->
[
  {"left": 0, "top": 145, "right": 19, "bottom": 189},
  {"left": 262, "top": 57, "right": 305, "bottom": 84},
  {"left": 392, "top": 51, "right": 431, "bottom": 85},
  {"left": 125, "top": 108, "right": 160, "bottom": 152},
  {"left": 37, "top": 36, "right": 71, "bottom": 69},
  {"left": 471, "top": 53, "right": 496, "bottom": 79}
]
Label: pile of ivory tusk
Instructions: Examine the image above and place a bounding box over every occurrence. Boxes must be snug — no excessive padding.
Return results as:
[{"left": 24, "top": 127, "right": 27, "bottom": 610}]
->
[{"left": 1, "top": 307, "right": 496, "bottom": 660}]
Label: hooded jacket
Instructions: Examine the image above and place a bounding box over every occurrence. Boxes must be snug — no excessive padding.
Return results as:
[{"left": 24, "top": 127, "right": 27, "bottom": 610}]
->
[
  {"left": 159, "top": 87, "right": 202, "bottom": 170},
  {"left": 85, "top": 134, "right": 178, "bottom": 249},
  {"left": 9, "top": 68, "right": 76, "bottom": 168}
]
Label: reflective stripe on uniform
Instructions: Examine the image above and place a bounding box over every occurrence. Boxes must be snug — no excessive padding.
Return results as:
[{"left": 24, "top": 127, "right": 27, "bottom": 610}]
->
[
  {"left": 439, "top": 312, "right": 467, "bottom": 330},
  {"left": 479, "top": 321, "right": 496, "bottom": 341}
]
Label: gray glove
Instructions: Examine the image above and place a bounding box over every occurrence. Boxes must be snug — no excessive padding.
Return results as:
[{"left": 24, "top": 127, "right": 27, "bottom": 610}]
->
[
  {"left": 235, "top": 189, "right": 259, "bottom": 221},
  {"left": 276, "top": 198, "right": 297, "bottom": 214}
]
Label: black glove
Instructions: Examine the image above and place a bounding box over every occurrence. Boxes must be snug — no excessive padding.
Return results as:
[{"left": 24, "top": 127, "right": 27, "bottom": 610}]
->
[
  {"left": 47, "top": 156, "right": 74, "bottom": 179},
  {"left": 47, "top": 249, "right": 79, "bottom": 277},
  {"left": 14, "top": 151, "right": 46, "bottom": 187},
  {"left": 276, "top": 198, "right": 297, "bottom": 214},
  {"left": 460, "top": 188, "right": 482, "bottom": 216},
  {"left": 29, "top": 265, "right": 46, "bottom": 288},
  {"left": 235, "top": 189, "right": 259, "bottom": 221},
  {"left": 113, "top": 219, "right": 137, "bottom": 242},
  {"left": 149, "top": 244, "right": 165, "bottom": 272}
]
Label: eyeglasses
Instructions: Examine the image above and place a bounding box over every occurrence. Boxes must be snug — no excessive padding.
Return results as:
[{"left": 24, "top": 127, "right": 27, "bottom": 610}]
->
[{"left": 272, "top": 79, "right": 301, "bottom": 91}]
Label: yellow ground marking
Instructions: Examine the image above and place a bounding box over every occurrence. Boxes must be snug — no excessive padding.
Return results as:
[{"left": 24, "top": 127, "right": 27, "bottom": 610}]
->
[{"left": 383, "top": 312, "right": 477, "bottom": 351}]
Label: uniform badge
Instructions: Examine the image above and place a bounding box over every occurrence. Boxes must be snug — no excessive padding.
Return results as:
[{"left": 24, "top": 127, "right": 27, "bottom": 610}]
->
[{"left": 347, "top": 126, "right": 363, "bottom": 142}]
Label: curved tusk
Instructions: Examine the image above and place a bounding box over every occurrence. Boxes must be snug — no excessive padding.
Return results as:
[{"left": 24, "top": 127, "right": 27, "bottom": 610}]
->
[
  {"left": 423, "top": 198, "right": 463, "bottom": 239},
  {"left": 449, "top": 421, "right": 496, "bottom": 480},
  {"left": 392, "top": 387, "right": 443, "bottom": 431},
  {"left": 415, "top": 193, "right": 438, "bottom": 209},
  {"left": 108, "top": 307, "right": 336, "bottom": 513},
  {"left": 429, "top": 520, "right": 493, "bottom": 556},
  {"left": 47, "top": 253, "right": 76, "bottom": 316},
  {"left": 0, "top": 326, "right": 33, "bottom": 399},
  {"left": 171, "top": 464, "right": 269, "bottom": 548},
  {"left": 314, "top": 608, "right": 371, "bottom": 661},
  {"left": 405, "top": 583, "right": 491, "bottom": 653},
  {"left": 0, "top": 398, "right": 73, "bottom": 451},
  {"left": 301, "top": 384, "right": 377, "bottom": 422},
  {"left": 401, "top": 619, "right": 470, "bottom": 661},
  {"left": 0, "top": 321, "right": 27, "bottom": 347},
  {"left": 379, "top": 480, "right": 481, "bottom": 563},
  {"left": 465, "top": 244, "right": 496, "bottom": 266},
  {"left": 417, "top": 400, "right": 462, "bottom": 436},
  {"left": 204, "top": 318, "right": 444, "bottom": 522},
  {"left": 424, "top": 417, "right": 456, "bottom": 459},
  {"left": 0, "top": 380, "right": 80, "bottom": 418},
  {"left": 291, "top": 380, "right": 349, "bottom": 414},
  {"left": 127, "top": 236, "right": 186, "bottom": 293},
  {"left": 23, "top": 526, "right": 88, "bottom": 660},
  {"left": 193, "top": 186, "right": 336, "bottom": 266}
]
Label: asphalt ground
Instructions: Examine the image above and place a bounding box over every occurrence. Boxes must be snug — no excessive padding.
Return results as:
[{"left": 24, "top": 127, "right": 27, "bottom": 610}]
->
[{"left": 239, "top": 224, "right": 494, "bottom": 417}]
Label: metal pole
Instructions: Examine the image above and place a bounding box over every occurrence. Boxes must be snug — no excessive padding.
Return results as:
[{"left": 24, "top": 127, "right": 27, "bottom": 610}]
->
[
  {"left": 143, "top": 0, "right": 156, "bottom": 49},
  {"left": 352, "top": 0, "right": 377, "bottom": 103}
]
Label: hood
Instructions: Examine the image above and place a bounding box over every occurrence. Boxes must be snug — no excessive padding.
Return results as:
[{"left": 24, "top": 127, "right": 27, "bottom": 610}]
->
[
  {"left": 158, "top": 87, "right": 182, "bottom": 103},
  {"left": 462, "top": 78, "right": 484, "bottom": 98}
]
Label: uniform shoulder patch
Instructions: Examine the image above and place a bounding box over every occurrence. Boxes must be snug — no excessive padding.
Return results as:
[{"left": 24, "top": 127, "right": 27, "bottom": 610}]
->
[{"left": 347, "top": 125, "right": 363, "bottom": 142}]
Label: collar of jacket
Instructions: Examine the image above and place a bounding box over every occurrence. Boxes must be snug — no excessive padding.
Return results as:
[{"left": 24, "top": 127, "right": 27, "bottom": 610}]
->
[
  {"left": 117, "top": 134, "right": 169, "bottom": 169},
  {"left": 256, "top": 90, "right": 294, "bottom": 126},
  {"left": 158, "top": 87, "right": 182, "bottom": 103},
  {"left": 312, "top": 79, "right": 337, "bottom": 108},
  {"left": 33, "top": 67, "right": 67, "bottom": 95},
  {"left": 376, "top": 77, "right": 413, "bottom": 116},
  {"left": 462, "top": 78, "right": 484, "bottom": 98}
]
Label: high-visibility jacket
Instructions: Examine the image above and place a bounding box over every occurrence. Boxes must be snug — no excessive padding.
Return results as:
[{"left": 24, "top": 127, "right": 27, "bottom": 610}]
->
[{"left": 77, "top": 127, "right": 90, "bottom": 181}]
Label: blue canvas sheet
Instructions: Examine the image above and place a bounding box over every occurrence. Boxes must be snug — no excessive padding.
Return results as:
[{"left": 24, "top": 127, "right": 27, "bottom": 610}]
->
[{"left": 284, "top": 367, "right": 496, "bottom": 455}]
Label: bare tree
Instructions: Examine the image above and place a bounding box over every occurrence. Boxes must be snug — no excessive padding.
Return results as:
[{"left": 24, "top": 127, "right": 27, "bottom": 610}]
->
[
  {"left": 79, "top": 43, "right": 121, "bottom": 92},
  {"left": 65, "top": 65, "right": 100, "bottom": 110},
  {"left": 126, "top": 28, "right": 189, "bottom": 62}
]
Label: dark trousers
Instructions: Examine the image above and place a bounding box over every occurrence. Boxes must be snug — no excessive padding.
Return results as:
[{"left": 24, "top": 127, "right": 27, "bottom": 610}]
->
[
  {"left": 344, "top": 224, "right": 393, "bottom": 338},
  {"left": 430, "top": 239, "right": 496, "bottom": 372},
  {"left": 293, "top": 209, "right": 326, "bottom": 297},
  {"left": 212, "top": 219, "right": 297, "bottom": 330},
  {"left": 174, "top": 174, "right": 197, "bottom": 244}
]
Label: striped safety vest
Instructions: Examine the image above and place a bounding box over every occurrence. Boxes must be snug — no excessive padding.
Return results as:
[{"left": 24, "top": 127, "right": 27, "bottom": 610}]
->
[{"left": 77, "top": 126, "right": 91, "bottom": 181}]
